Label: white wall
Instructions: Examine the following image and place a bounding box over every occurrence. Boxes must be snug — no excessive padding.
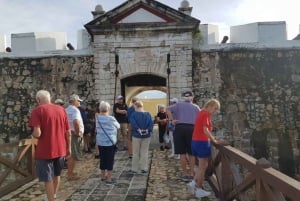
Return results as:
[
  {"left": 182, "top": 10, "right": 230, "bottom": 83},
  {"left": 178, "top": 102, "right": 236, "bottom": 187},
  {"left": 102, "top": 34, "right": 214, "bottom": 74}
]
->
[
  {"left": 11, "top": 33, "right": 36, "bottom": 53},
  {"left": 11, "top": 32, "right": 67, "bottom": 53},
  {"left": 199, "top": 24, "right": 219, "bottom": 44},
  {"left": 77, "top": 29, "right": 90, "bottom": 50},
  {"left": 0, "top": 34, "right": 6, "bottom": 52},
  {"left": 230, "top": 21, "right": 287, "bottom": 43},
  {"left": 230, "top": 23, "right": 258, "bottom": 43}
]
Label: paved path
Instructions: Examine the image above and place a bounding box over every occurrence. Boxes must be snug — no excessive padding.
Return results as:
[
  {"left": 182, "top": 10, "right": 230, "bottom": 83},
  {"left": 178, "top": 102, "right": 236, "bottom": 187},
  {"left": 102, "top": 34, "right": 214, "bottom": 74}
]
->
[{"left": 1, "top": 126, "right": 217, "bottom": 201}]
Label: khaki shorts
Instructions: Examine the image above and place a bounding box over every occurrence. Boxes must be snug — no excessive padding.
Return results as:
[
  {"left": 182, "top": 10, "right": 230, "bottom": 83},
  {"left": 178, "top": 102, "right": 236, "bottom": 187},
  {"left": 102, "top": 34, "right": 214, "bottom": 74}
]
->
[
  {"left": 71, "top": 132, "right": 81, "bottom": 160},
  {"left": 117, "top": 123, "right": 129, "bottom": 141}
]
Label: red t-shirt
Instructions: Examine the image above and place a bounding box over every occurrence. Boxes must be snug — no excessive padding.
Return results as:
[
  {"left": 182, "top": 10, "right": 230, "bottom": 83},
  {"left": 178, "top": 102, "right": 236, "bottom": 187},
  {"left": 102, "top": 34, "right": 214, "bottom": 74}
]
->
[
  {"left": 192, "top": 110, "right": 212, "bottom": 141},
  {"left": 29, "top": 104, "right": 70, "bottom": 159}
]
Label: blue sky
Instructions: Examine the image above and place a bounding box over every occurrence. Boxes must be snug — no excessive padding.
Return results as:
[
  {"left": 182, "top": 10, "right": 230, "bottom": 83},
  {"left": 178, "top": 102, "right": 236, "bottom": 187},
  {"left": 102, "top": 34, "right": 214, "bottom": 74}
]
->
[{"left": 1, "top": 0, "right": 299, "bottom": 47}]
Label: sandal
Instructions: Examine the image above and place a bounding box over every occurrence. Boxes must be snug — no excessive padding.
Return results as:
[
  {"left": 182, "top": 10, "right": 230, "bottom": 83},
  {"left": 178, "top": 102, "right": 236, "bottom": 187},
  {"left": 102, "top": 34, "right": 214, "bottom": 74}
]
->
[{"left": 105, "top": 178, "right": 117, "bottom": 185}]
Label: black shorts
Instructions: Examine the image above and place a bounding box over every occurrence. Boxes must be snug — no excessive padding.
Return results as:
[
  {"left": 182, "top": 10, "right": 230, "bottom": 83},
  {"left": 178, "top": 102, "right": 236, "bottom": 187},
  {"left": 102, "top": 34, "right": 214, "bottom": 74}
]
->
[
  {"left": 83, "top": 123, "right": 93, "bottom": 135},
  {"left": 98, "top": 145, "right": 115, "bottom": 171},
  {"left": 173, "top": 124, "right": 194, "bottom": 155}
]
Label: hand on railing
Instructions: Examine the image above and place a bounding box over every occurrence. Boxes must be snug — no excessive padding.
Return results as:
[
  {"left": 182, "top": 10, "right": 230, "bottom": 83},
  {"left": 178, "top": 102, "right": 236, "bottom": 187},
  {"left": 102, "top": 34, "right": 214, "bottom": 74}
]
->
[{"left": 213, "top": 138, "right": 230, "bottom": 146}]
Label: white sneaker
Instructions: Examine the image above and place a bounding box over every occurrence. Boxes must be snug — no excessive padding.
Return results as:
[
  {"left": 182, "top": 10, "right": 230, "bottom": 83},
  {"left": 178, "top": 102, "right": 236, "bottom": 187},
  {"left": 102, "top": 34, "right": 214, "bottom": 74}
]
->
[
  {"left": 44, "top": 194, "right": 56, "bottom": 201},
  {"left": 195, "top": 188, "right": 211, "bottom": 198},
  {"left": 175, "top": 155, "right": 180, "bottom": 159},
  {"left": 187, "top": 180, "right": 195, "bottom": 193},
  {"left": 168, "top": 154, "right": 174, "bottom": 158}
]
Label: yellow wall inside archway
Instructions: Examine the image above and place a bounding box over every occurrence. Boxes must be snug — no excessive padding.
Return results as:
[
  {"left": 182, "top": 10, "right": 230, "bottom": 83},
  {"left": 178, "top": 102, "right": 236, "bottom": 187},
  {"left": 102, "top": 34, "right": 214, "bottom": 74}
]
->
[
  {"left": 131, "top": 98, "right": 167, "bottom": 119},
  {"left": 125, "top": 86, "right": 168, "bottom": 118}
]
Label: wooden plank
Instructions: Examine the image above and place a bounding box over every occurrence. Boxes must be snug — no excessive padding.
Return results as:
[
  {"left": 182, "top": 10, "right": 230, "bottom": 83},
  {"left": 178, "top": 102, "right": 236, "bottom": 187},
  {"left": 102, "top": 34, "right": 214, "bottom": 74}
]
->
[
  {"left": 225, "top": 173, "right": 255, "bottom": 201},
  {"left": 220, "top": 155, "right": 234, "bottom": 199},
  {"left": 0, "top": 142, "right": 18, "bottom": 150},
  {"left": 219, "top": 145, "right": 257, "bottom": 171},
  {"left": 214, "top": 144, "right": 300, "bottom": 201},
  {"left": 0, "top": 156, "right": 31, "bottom": 184},
  {"left": 207, "top": 174, "right": 220, "bottom": 194},
  {"left": 0, "top": 176, "right": 35, "bottom": 198},
  {"left": 0, "top": 138, "right": 36, "bottom": 197},
  {"left": 261, "top": 181, "right": 285, "bottom": 201},
  {"left": 258, "top": 167, "right": 300, "bottom": 201}
]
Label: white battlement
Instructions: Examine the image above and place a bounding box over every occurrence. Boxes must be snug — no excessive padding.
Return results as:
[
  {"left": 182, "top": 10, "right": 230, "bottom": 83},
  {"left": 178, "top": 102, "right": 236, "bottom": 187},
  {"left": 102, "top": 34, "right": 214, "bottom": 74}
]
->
[
  {"left": 0, "top": 30, "right": 91, "bottom": 55},
  {"left": 199, "top": 24, "right": 219, "bottom": 45},
  {"left": 198, "top": 21, "right": 300, "bottom": 48},
  {"left": 230, "top": 21, "right": 287, "bottom": 43},
  {"left": 0, "top": 21, "right": 300, "bottom": 56},
  {"left": 0, "top": 34, "right": 5, "bottom": 52},
  {"left": 11, "top": 32, "right": 67, "bottom": 53}
]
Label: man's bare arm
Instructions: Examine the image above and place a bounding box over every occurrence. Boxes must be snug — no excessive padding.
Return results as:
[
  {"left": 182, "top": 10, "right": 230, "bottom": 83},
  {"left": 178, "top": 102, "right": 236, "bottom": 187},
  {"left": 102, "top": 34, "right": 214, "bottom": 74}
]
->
[{"left": 32, "top": 127, "right": 41, "bottom": 138}]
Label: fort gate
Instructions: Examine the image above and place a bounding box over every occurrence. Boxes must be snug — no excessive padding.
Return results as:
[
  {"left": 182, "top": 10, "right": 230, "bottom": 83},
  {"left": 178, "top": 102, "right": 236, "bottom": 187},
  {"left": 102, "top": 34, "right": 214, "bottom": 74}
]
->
[{"left": 84, "top": 0, "right": 200, "bottom": 104}]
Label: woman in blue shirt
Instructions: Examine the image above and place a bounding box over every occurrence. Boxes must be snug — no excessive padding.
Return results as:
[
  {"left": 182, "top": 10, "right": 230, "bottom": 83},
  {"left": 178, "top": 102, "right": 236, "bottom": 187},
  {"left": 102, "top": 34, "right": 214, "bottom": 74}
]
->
[
  {"left": 95, "top": 101, "right": 120, "bottom": 184},
  {"left": 129, "top": 101, "right": 154, "bottom": 174}
]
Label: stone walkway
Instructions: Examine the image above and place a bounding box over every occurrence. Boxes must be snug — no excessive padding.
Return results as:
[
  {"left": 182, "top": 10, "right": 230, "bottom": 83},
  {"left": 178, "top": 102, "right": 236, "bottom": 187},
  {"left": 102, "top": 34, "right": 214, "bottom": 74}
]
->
[{"left": 1, "top": 127, "right": 217, "bottom": 201}]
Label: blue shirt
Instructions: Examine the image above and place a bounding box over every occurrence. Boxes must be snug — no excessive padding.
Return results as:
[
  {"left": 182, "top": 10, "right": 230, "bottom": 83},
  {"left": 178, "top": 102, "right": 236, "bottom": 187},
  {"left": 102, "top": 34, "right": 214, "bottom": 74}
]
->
[
  {"left": 95, "top": 115, "right": 120, "bottom": 146},
  {"left": 167, "top": 101, "right": 200, "bottom": 125},
  {"left": 127, "top": 105, "right": 135, "bottom": 123},
  {"left": 130, "top": 111, "right": 153, "bottom": 138}
]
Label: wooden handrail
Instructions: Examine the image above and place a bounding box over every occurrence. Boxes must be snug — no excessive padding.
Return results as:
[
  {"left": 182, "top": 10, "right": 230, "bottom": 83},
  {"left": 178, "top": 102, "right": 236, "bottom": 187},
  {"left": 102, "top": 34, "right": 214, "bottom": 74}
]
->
[
  {"left": 208, "top": 144, "right": 300, "bottom": 201},
  {"left": 0, "top": 138, "right": 37, "bottom": 198}
]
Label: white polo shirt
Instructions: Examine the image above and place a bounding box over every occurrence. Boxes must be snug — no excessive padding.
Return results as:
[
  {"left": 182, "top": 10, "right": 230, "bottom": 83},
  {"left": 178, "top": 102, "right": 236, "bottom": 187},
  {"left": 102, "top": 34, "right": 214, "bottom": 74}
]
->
[{"left": 65, "top": 105, "right": 84, "bottom": 134}]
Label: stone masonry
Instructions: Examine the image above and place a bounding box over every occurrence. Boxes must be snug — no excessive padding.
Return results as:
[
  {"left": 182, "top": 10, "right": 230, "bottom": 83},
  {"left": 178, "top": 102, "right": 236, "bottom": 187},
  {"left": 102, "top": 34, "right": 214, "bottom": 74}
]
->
[{"left": 0, "top": 55, "right": 94, "bottom": 143}]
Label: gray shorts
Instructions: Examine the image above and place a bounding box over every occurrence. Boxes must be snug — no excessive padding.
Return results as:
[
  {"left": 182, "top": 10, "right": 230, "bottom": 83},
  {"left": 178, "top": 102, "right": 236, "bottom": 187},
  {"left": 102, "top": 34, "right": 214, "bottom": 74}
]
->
[{"left": 35, "top": 157, "right": 64, "bottom": 182}]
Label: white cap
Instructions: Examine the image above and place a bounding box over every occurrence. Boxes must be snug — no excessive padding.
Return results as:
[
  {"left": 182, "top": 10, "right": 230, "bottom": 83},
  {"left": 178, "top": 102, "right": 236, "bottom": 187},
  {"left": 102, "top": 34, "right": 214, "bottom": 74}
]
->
[
  {"left": 69, "top": 94, "right": 83, "bottom": 102},
  {"left": 170, "top": 98, "right": 178, "bottom": 103},
  {"left": 117, "top": 95, "right": 123, "bottom": 100}
]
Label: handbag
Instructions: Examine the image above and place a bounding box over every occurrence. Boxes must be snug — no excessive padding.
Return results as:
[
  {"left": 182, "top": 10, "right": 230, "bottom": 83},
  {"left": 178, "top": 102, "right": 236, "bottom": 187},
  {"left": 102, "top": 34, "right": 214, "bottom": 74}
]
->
[{"left": 98, "top": 119, "right": 118, "bottom": 152}]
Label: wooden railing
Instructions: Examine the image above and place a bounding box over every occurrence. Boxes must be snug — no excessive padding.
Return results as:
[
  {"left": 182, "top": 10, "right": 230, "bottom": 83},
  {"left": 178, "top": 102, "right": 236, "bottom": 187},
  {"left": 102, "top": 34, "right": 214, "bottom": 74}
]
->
[
  {"left": 207, "top": 144, "right": 300, "bottom": 201},
  {"left": 0, "top": 138, "right": 37, "bottom": 198}
]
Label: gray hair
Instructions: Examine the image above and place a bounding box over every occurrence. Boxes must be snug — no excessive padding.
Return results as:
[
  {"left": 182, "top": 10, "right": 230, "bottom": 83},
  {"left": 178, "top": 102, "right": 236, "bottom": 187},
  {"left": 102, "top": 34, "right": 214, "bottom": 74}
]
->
[
  {"left": 36, "top": 90, "right": 51, "bottom": 101},
  {"left": 99, "top": 101, "right": 110, "bottom": 113}
]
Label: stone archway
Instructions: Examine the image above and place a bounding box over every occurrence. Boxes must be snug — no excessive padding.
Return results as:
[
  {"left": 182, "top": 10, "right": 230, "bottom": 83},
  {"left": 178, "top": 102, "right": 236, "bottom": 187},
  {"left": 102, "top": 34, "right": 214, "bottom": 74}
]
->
[{"left": 121, "top": 74, "right": 167, "bottom": 105}]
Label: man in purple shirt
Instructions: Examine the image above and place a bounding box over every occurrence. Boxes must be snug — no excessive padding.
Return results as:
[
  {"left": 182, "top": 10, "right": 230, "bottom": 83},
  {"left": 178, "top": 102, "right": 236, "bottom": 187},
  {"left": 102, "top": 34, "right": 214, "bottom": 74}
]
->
[{"left": 167, "top": 90, "right": 200, "bottom": 182}]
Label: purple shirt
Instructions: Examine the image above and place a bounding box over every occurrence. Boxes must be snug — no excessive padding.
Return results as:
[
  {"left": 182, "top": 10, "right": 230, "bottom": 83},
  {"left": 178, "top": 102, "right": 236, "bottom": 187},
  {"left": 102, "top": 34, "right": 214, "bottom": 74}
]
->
[{"left": 167, "top": 101, "right": 200, "bottom": 125}]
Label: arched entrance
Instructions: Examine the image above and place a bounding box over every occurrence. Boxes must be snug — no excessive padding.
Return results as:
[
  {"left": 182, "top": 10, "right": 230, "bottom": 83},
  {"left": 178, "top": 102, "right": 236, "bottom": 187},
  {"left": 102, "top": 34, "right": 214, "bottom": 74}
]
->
[{"left": 121, "top": 74, "right": 167, "bottom": 116}]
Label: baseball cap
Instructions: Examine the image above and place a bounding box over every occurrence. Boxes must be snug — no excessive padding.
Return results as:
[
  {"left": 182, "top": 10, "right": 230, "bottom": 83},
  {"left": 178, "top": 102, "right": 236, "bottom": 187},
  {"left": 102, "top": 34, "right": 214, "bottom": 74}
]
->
[
  {"left": 182, "top": 90, "right": 194, "bottom": 97},
  {"left": 54, "top": 99, "right": 65, "bottom": 105},
  {"left": 80, "top": 101, "right": 87, "bottom": 106},
  {"left": 117, "top": 95, "right": 123, "bottom": 100},
  {"left": 70, "top": 94, "right": 83, "bottom": 102},
  {"left": 170, "top": 98, "right": 178, "bottom": 103}
]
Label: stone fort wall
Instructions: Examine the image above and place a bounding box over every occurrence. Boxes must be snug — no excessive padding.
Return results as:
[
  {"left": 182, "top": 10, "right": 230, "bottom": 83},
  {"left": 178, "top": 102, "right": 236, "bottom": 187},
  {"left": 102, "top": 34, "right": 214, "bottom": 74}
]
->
[
  {"left": 0, "top": 55, "right": 94, "bottom": 142},
  {"left": 1, "top": 47, "right": 300, "bottom": 176},
  {"left": 193, "top": 47, "right": 300, "bottom": 176}
]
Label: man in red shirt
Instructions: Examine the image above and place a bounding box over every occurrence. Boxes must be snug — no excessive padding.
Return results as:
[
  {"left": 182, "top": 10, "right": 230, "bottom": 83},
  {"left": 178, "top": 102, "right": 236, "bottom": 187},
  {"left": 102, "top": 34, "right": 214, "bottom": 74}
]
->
[{"left": 29, "top": 90, "right": 71, "bottom": 201}]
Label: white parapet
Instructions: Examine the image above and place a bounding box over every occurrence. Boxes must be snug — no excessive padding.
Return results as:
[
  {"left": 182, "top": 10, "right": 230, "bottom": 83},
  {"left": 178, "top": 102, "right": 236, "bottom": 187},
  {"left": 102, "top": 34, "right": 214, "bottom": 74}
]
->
[
  {"left": 230, "top": 21, "right": 287, "bottom": 44},
  {"left": 199, "top": 24, "right": 219, "bottom": 45},
  {"left": 11, "top": 32, "right": 67, "bottom": 53},
  {"left": 77, "top": 29, "right": 90, "bottom": 50},
  {"left": 0, "top": 34, "right": 6, "bottom": 52}
]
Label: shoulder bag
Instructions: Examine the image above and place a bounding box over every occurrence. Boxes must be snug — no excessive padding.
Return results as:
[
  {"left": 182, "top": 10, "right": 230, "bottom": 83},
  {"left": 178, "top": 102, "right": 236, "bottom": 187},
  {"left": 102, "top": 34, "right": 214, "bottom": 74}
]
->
[{"left": 98, "top": 119, "right": 118, "bottom": 152}]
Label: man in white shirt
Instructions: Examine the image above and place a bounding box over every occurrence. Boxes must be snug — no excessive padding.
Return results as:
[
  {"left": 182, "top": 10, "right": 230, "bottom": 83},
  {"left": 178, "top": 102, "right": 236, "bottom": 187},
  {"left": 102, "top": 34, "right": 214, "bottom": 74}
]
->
[{"left": 65, "top": 94, "right": 84, "bottom": 180}]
